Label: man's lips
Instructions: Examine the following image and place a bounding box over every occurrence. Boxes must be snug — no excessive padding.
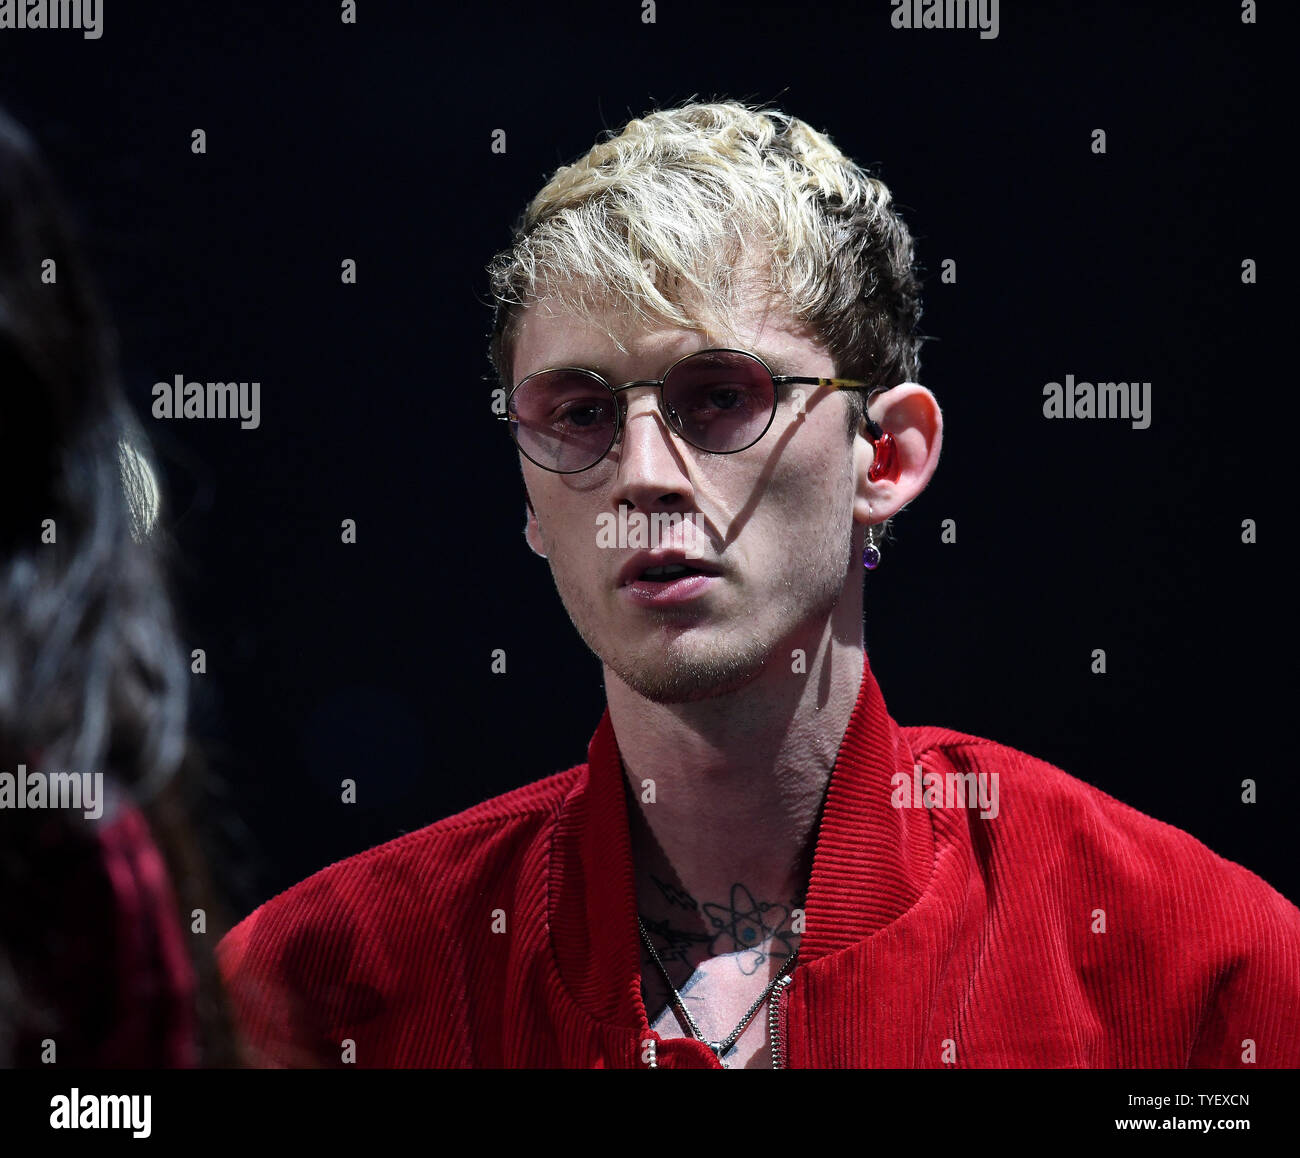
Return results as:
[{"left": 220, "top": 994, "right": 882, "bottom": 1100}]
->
[{"left": 616, "top": 549, "right": 721, "bottom": 588}]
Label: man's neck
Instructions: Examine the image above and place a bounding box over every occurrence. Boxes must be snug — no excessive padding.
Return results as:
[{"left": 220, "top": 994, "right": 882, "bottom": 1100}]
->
[{"left": 606, "top": 628, "right": 865, "bottom": 932}]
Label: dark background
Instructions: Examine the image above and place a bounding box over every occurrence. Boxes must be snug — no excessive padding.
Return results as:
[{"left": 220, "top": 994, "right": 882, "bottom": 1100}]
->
[{"left": 2, "top": 0, "right": 1293, "bottom": 921}]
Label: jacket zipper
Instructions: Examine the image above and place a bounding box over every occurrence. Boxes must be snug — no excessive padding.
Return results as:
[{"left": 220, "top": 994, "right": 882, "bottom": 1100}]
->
[{"left": 768, "top": 974, "right": 794, "bottom": 1069}]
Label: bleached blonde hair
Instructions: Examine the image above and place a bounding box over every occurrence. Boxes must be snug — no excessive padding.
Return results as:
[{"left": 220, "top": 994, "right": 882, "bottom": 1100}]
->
[{"left": 487, "top": 99, "right": 923, "bottom": 440}]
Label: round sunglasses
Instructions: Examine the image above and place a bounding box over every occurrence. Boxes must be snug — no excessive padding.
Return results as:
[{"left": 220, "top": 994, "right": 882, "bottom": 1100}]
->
[{"left": 503, "top": 347, "right": 886, "bottom": 474}]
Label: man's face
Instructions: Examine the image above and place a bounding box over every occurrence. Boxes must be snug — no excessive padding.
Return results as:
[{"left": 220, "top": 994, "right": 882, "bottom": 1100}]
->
[{"left": 512, "top": 290, "right": 866, "bottom": 704}]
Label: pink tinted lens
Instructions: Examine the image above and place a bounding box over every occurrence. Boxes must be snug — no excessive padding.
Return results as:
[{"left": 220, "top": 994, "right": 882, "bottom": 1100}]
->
[
  {"left": 663, "top": 352, "right": 775, "bottom": 452},
  {"left": 509, "top": 369, "right": 617, "bottom": 471}
]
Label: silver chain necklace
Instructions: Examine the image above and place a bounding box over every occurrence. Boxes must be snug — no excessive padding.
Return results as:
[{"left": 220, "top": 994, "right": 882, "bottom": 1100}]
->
[{"left": 637, "top": 916, "right": 797, "bottom": 1068}]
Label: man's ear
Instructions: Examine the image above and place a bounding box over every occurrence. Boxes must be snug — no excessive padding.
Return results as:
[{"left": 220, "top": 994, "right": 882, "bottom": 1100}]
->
[
  {"left": 522, "top": 482, "right": 547, "bottom": 558},
  {"left": 852, "top": 383, "right": 943, "bottom": 527}
]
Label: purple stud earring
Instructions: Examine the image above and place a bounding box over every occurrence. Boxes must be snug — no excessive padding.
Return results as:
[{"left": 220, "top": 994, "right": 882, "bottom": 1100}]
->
[{"left": 862, "top": 525, "right": 881, "bottom": 570}]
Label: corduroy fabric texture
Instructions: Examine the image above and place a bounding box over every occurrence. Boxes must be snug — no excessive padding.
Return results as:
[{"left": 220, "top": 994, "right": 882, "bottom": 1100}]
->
[{"left": 218, "top": 655, "right": 1300, "bottom": 1068}]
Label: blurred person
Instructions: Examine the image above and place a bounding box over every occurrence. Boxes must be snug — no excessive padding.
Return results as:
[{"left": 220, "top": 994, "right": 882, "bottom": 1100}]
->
[{"left": 0, "top": 106, "right": 238, "bottom": 1068}]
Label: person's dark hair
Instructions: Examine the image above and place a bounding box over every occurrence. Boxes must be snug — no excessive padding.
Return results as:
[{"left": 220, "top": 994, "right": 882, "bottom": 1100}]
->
[{"left": 0, "top": 107, "right": 239, "bottom": 1066}]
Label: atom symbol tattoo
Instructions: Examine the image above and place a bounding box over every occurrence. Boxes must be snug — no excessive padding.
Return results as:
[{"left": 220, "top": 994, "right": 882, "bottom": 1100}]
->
[{"left": 702, "top": 884, "right": 790, "bottom": 975}]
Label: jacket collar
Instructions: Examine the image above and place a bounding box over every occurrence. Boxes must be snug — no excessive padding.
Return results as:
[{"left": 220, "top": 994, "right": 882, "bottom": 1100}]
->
[{"left": 547, "top": 650, "right": 934, "bottom": 1028}]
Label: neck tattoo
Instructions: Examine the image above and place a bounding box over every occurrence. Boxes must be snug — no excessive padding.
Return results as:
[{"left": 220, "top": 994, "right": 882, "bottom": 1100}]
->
[{"left": 637, "top": 876, "right": 805, "bottom": 1067}]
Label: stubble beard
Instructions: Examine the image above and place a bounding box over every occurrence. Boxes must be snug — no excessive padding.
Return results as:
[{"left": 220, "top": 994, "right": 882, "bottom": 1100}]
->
[{"left": 549, "top": 521, "right": 852, "bottom": 705}]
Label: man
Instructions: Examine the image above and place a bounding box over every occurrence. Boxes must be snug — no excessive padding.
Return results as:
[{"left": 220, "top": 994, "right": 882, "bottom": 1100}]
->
[{"left": 218, "top": 101, "right": 1300, "bottom": 1069}]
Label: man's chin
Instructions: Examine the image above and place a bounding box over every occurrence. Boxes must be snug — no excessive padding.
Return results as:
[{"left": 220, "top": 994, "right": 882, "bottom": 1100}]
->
[{"left": 606, "top": 643, "right": 771, "bottom": 705}]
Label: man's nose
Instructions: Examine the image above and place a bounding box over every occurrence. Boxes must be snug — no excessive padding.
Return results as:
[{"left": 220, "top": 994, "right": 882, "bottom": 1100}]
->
[{"left": 610, "top": 388, "right": 693, "bottom": 505}]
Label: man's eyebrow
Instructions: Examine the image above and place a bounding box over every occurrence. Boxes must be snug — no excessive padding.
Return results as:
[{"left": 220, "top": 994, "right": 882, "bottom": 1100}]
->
[{"left": 757, "top": 352, "right": 802, "bottom": 377}]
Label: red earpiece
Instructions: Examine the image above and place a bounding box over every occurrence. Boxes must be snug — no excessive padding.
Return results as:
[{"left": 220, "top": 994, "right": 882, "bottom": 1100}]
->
[{"left": 867, "top": 431, "right": 898, "bottom": 482}]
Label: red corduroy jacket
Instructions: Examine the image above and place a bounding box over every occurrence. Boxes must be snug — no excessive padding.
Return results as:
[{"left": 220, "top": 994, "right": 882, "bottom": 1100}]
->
[{"left": 217, "top": 655, "right": 1300, "bottom": 1068}]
